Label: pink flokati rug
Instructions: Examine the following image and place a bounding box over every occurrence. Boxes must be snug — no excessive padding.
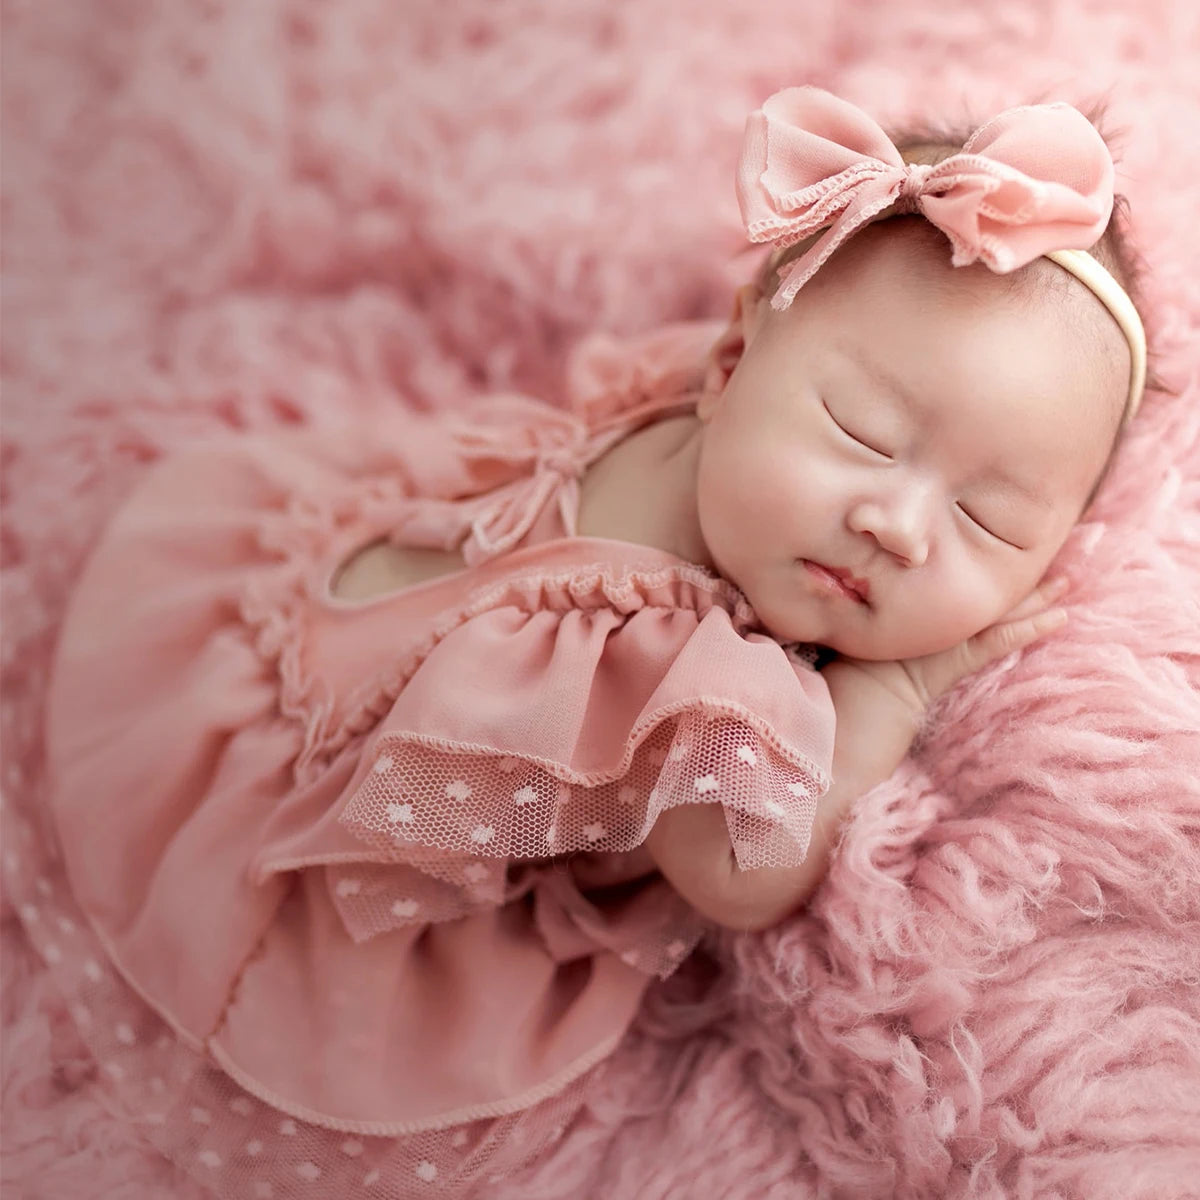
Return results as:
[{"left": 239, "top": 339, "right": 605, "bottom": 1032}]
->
[{"left": 3, "top": 1, "right": 1199, "bottom": 1197}]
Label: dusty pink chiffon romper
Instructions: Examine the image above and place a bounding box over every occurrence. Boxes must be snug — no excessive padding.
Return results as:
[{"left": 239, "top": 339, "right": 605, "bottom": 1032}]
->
[{"left": 29, "top": 319, "right": 835, "bottom": 1197}]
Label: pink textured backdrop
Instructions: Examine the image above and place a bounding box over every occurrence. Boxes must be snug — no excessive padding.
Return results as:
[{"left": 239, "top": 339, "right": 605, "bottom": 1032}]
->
[{"left": 3, "top": 1, "right": 1199, "bottom": 1198}]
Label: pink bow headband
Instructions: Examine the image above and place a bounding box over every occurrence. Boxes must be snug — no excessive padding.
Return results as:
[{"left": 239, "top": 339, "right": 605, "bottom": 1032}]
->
[{"left": 736, "top": 88, "right": 1147, "bottom": 416}]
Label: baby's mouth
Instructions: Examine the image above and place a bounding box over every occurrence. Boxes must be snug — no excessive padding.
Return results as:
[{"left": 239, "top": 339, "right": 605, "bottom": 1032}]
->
[{"left": 800, "top": 559, "right": 871, "bottom": 604}]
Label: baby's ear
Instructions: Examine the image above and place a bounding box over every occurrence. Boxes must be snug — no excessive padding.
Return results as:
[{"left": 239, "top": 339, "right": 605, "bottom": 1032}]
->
[
  {"left": 738, "top": 282, "right": 771, "bottom": 348},
  {"left": 697, "top": 283, "right": 766, "bottom": 420}
]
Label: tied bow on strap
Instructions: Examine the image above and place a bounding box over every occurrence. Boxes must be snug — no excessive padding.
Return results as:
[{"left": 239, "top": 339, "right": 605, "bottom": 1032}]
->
[
  {"left": 737, "top": 87, "right": 1115, "bottom": 310},
  {"left": 457, "top": 397, "right": 591, "bottom": 566}
]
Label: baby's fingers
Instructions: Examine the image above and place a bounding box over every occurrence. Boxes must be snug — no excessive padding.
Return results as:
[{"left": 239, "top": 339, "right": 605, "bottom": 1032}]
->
[
  {"left": 969, "top": 604, "right": 1068, "bottom": 669},
  {"left": 900, "top": 602, "right": 1069, "bottom": 703},
  {"left": 898, "top": 583, "right": 1070, "bottom": 703}
]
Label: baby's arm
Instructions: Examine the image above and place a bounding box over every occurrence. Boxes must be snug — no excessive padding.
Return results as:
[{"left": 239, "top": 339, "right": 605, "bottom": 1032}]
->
[
  {"left": 643, "top": 661, "right": 920, "bottom": 930},
  {"left": 644, "top": 578, "right": 1069, "bottom": 930}
]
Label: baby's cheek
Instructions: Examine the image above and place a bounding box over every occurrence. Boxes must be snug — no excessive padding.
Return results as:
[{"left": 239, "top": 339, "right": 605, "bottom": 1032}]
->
[
  {"left": 895, "top": 571, "right": 1007, "bottom": 655},
  {"left": 740, "top": 443, "right": 815, "bottom": 519},
  {"left": 956, "top": 563, "right": 1035, "bottom": 636},
  {"left": 702, "top": 441, "right": 781, "bottom": 533},
  {"left": 991, "top": 552, "right": 1056, "bottom": 612}
]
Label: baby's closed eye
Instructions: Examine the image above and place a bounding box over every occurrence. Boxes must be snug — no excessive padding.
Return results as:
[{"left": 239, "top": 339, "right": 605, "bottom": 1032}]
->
[
  {"left": 822, "top": 399, "right": 893, "bottom": 460},
  {"left": 953, "top": 501, "right": 1027, "bottom": 550}
]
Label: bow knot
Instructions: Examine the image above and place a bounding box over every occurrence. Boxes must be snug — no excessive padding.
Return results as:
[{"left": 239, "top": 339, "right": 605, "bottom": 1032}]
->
[
  {"left": 737, "top": 88, "right": 1115, "bottom": 309},
  {"left": 458, "top": 402, "right": 591, "bottom": 566},
  {"left": 896, "top": 162, "right": 935, "bottom": 212},
  {"left": 537, "top": 446, "right": 584, "bottom": 480}
]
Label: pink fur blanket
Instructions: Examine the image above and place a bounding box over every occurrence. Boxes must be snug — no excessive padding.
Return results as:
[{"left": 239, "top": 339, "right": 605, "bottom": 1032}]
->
[{"left": 3, "top": 2, "right": 1198, "bottom": 1197}]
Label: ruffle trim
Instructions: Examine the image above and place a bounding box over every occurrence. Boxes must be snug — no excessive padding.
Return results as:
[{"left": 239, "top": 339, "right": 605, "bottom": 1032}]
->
[
  {"left": 328, "top": 704, "right": 823, "bottom": 946},
  {"left": 237, "top": 472, "right": 422, "bottom": 785},
  {"left": 342, "top": 705, "right": 824, "bottom": 861},
  {"left": 241, "top": 543, "right": 761, "bottom": 789}
]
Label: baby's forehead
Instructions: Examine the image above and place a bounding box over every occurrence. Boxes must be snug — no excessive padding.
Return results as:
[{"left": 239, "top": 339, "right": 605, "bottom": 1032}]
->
[
  {"left": 961, "top": 255, "right": 1130, "bottom": 435},
  {"left": 806, "top": 220, "right": 1130, "bottom": 430}
]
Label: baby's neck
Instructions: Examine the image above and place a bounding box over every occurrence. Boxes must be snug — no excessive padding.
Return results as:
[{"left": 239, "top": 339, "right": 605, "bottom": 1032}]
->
[{"left": 576, "top": 415, "right": 713, "bottom": 567}]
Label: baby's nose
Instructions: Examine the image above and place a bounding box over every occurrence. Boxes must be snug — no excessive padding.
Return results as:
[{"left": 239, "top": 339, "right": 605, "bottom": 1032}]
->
[{"left": 847, "top": 487, "right": 933, "bottom": 566}]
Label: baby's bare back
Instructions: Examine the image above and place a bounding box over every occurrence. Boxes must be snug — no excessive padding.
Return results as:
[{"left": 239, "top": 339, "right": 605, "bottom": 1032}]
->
[{"left": 330, "top": 541, "right": 464, "bottom": 600}]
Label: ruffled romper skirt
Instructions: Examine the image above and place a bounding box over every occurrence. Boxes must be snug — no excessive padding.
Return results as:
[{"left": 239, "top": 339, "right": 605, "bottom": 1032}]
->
[{"left": 15, "top": 320, "right": 835, "bottom": 1198}]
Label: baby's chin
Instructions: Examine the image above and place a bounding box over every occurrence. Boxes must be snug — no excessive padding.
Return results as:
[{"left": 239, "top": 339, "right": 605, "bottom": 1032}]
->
[{"left": 796, "top": 625, "right": 980, "bottom": 664}]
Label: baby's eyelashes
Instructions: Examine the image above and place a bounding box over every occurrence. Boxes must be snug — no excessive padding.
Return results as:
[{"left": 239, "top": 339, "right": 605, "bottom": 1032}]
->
[
  {"left": 953, "top": 501, "right": 1025, "bottom": 549},
  {"left": 822, "top": 401, "right": 893, "bottom": 460},
  {"left": 950, "top": 499, "right": 1036, "bottom": 549}
]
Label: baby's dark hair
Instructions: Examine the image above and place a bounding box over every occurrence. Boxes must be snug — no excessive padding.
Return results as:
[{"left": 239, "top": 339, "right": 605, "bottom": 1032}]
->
[{"left": 753, "top": 102, "right": 1153, "bottom": 508}]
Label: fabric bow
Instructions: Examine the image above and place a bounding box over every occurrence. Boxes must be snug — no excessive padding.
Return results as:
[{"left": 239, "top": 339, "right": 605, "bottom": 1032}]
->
[
  {"left": 737, "top": 87, "right": 1115, "bottom": 310},
  {"left": 457, "top": 396, "right": 590, "bottom": 565},
  {"left": 382, "top": 397, "right": 591, "bottom": 567}
]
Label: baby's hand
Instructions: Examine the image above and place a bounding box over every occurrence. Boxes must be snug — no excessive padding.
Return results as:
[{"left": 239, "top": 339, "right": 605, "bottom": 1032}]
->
[{"left": 837, "top": 576, "right": 1070, "bottom": 720}]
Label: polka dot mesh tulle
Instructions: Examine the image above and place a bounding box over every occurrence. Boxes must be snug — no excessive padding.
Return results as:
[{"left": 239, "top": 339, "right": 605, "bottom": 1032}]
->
[
  {"left": 332, "top": 706, "right": 823, "bottom": 964},
  {"left": 5, "top": 700, "right": 822, "bottom": 1197},
  {"left": 4, "top": 799, "right": 590, "bottom": 1200}
]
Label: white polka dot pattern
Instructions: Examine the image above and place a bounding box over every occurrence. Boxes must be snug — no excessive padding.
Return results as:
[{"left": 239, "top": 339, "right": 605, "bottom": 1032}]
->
[
  {"left": 342, "top": 710, "right": 821, "bottom": 870},
  {"left": 325, "top": 710, "right": 822, "bottom": 953}
]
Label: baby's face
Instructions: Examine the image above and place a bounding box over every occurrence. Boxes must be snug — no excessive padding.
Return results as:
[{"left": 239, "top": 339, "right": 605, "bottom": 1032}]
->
[{"left": 695, "top": 220, "right": 1128, "bottom": 660}]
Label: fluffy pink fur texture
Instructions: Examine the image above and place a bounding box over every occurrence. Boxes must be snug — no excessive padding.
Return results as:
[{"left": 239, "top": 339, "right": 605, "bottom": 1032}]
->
[{"left": 3, "top": 2, "right": 1199, "bottom": 1197}]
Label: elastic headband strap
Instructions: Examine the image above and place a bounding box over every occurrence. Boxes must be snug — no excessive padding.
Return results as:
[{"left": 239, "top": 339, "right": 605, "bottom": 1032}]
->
[{"left": 1045, "top": 249, "right": 1147, "bottom": 419}]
